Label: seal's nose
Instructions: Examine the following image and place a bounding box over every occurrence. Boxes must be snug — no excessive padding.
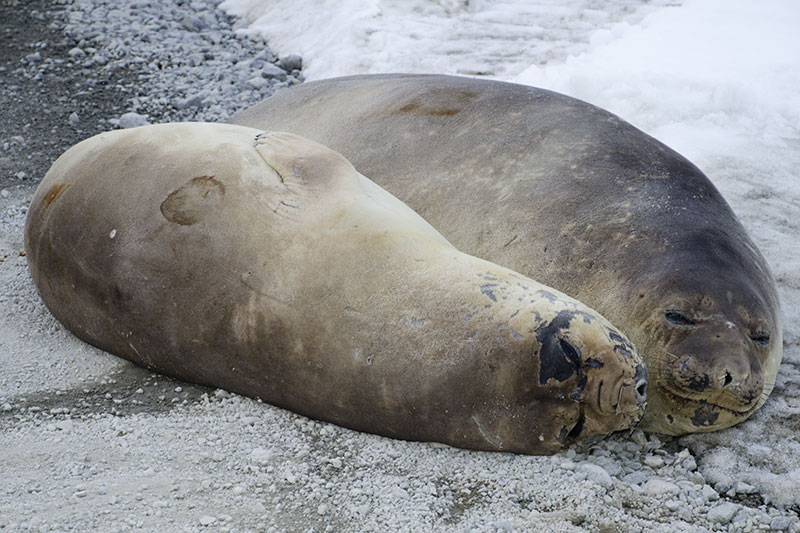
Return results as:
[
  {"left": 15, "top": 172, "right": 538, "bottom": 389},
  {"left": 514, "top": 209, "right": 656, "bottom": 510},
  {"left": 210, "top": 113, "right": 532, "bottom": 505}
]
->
[{"left": 634, "top": 364, "right": 648, "bottom": 407}]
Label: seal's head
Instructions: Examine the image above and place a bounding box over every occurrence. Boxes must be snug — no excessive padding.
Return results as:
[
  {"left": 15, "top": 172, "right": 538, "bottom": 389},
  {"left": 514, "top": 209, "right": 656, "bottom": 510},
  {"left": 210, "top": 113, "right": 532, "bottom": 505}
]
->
[
  {"left": 529, "top": 308, "right": 648, "bottom": 447},
  {"left": 635, "top": 240, "right": 782, "bottom": 435}
]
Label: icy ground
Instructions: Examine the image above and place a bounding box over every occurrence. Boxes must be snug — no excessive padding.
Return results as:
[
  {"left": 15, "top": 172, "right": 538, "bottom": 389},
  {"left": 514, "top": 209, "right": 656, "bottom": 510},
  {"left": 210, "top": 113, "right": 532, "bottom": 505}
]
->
[{"left": 2, "top": 0, "right": 799, "bottom": 531}]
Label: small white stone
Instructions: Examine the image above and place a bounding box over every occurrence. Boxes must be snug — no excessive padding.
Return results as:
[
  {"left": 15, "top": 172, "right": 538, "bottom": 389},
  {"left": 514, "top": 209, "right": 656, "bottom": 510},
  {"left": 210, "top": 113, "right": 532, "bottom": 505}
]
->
[
  {"left": 135, "top": 388, "right": 143, "bottom": 394},
  {"left": 770, "top": 516, "right": 792, "bottom": 531},
  {"left": 644, "top": 455, "right": 665, "bottom": 468},
  {"left": 249, "top": 447, "right": 273, "bottom": 465},
  {"left": 390, "top": 485, "right": 410, "bottom": 500},
  {"left": 0, "top": 189, "right": 8, "bottom": 198},
  {"left": 642, "top": 478, "right": 679, "bottom": 495},
  {"left": 701, "top": 484, "right": 719, "bottom": 502},
  {"left": 707, "top": 502, "right": 740, "bottom": 525},
  {"left": 118, "top": 112, "right": 150, "bottom": 129},
  {"left": 735, "top": 481, "right": 757, "bottom": 494},
  {"left": 174, "top": 386, "right": 182, "bottom": 393},
  {"left": 579, "top": 463, "right": 613, "bottom": 489},
  {"left": 199, "top": 515, "right": 216, "bottom": 526},
  {"left": 109, "top": 229, "right": 117, "bottom": 239},
  {"left": 68, "top": 112, "right": 80, "bottom": 125},
  {"left": 317, "top": 504, "right": 328, "bottom": 515},
  {"left": 559, "top": 460, "right": 575, "bottom": 471}
]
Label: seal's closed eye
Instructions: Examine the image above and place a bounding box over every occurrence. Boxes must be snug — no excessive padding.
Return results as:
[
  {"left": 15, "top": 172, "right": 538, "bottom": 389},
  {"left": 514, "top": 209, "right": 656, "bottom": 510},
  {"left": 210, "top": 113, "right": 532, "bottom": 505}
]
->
[{"left": 665, "top": 311, "right": 697, "bottom": 326}]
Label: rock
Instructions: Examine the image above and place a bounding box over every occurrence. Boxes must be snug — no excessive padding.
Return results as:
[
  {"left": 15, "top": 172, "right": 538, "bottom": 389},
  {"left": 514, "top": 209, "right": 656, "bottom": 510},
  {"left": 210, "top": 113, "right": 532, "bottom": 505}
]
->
[
  {"left": 176, "top": 94, "right": 203, "bottom": 110},
  {"left": 644, "top": 455, "right": 665, "bottom": 468},
  {"left": 278, "top": 54, "right": 302, "bottom": 72},
  {"left": 771, "top": 516, "right": 792, "bottom": 531},
  {"left": 68, "top": 112, "right": 80, "bottom": 125},
  {"left": 701, "top": 484, "right": 719, "bottom": 502},
  {"left": 199, "top": 515, "right": 216, "bottom": 526},
  {"left": 249, "top": 447, "right": 273, "bottom": 465},
  {"left": 642, "top": 479, "right": 679, "bottom": 495},
  {"left": 630, "top": 429, "right": 648, "bottom": 447},
  {"left": 68, "top": 47, "right": 86, "bottom": 58},
  {"left": 247, "top": 76, "right": 268, "bottom": 89},
  {"left": 579, "top": 463, "right": 613, "bottom": 489},
  {"left": 118, "top": 112, "right": 150, "bottom": 128},
  {"left": 261, "top": 63, "right": 287, "bottom": 80},
  {"left": 182, "top": 15, "right": 207, "bottom": 32},
  {"left": 622, "top": 471, "right": 649, "bottom": 486},
  {"left": 707, "top": 502, "right": 740, "bottom": 525},
  {"left": 734, "top": 481, "right": 757, "bottom": 494}
]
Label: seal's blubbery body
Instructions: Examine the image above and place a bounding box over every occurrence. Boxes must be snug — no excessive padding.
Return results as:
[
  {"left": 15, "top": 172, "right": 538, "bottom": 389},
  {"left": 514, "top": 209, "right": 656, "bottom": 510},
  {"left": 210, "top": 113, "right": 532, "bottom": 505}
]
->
[
  {"left": 233, "top": 74, "right": 782, "bottom": 434},
  {"left": 25, "top": 124, "right": 646, "bottom": 454}
]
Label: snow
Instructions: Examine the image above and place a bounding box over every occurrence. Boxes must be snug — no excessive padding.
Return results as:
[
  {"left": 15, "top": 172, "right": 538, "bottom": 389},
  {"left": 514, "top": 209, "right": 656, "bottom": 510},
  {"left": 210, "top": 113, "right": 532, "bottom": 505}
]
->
[{"left": 221, "top": 0, "right": 673, "bottom": 80}]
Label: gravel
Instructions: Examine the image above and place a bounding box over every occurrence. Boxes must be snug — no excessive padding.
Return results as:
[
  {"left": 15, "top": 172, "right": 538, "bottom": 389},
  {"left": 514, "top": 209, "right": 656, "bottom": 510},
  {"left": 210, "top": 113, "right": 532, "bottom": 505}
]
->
[{"left": 1, "top": 0, "right": 800, "bottom": 532}]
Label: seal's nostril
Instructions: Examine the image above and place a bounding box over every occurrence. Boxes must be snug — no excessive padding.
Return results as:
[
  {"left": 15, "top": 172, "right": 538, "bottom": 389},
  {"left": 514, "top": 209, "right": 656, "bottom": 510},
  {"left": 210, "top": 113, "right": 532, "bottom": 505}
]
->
[
  {"left": 636, "top": 380, "right": 647, "bottom": 403},
  {"left": 723, "top": 371, "right": 733, "bottom": 387},
  {"left": 633, "top": 364, "right": 648, "bottom": 405}
]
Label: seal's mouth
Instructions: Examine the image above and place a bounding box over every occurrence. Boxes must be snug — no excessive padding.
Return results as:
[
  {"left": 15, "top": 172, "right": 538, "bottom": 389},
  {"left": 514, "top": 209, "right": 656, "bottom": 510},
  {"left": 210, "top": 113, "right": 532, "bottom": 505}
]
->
[
  {"left": 656, "top": 383, "right": 760, "bottom": 428},
  {"left": 655, "top": 361, "right": 763, "bottom": 415}
]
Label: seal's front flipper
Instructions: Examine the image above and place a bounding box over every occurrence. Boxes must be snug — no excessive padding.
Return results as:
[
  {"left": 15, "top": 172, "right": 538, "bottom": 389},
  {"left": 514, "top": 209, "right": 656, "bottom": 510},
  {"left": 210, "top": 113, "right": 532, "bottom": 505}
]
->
[{"left": 254, "top": 131, "right": 357, "bottom": 189}]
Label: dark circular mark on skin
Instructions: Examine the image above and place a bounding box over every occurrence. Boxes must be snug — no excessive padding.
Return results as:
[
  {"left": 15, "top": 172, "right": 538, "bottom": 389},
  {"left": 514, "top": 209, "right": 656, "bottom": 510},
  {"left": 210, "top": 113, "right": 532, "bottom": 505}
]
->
[
  {"left": 160, "top": 175, "right": 225, "bottom": 225},
  {"left": 687, "top": 371, "right": 711, "bottom": 392},
  {"left": 690, "top": 402, "right": 721, "bottom": 427}
]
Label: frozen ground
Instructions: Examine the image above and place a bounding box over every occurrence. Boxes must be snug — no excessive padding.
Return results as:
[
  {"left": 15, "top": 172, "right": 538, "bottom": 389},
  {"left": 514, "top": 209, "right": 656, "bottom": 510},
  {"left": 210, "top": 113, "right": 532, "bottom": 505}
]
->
[{"left": 2, "top": 0, "right": 799, "bottom": 531}]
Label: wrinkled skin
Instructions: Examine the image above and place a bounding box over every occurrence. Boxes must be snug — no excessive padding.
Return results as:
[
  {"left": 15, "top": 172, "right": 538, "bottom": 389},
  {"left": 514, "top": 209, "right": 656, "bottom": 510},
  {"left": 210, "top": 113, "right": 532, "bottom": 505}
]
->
[
  {"left": 232, "top": 74, "right": 782, "bottom": 435},
  {"left": 25, "top": 124, "right": 647, "bottom": 454}
]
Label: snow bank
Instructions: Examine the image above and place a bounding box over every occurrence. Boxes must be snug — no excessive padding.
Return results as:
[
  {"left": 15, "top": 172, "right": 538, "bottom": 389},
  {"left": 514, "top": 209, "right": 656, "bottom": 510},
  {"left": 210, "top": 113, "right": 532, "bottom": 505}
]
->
[{"left": 220, "top": 0, "right": 670, "bottom": 80}]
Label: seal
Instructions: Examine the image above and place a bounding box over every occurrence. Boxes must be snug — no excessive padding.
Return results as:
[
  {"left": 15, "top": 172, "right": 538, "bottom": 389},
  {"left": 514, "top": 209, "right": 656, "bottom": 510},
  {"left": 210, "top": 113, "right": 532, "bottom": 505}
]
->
[
  {"left": 25, "top": 123, "right": 647, "bottom": 454},
  {"left": 231, "top": 74, "right": 782, "bottom": 435}
]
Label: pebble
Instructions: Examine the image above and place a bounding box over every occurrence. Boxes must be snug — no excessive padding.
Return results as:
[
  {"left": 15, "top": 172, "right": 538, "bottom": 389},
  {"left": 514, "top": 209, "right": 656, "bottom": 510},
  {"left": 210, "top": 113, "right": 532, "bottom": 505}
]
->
[
  {"left": 68, "top": 112, "right": 80, "bottom": 125},
  {"left": 771, "top": 516, "right": 792, "bottom": 531},
  {"left": 629, "top": 429, "right": 648, "bottom": 447},
  {"left": 278, "top": 54, "right": 303, "bottom": 72},
  {"left": 707, "top": 502, "right": 740, "bottom": 525},
  {"left": 644, "top": 455, "right": 665, "bottom": 468},
  {"left": 701, "top": 484, "right": 719, "bottom": 502},
  {"left": 199, "top": 515, "right": 216, "bottom": 526},
  {"left": 735, "top": 481, "right": 757, "bottom": 494},
  {"left": 642, "top": 479, "right": 679, "bottom": 495},
  {"left": 260, "top": 63, "right": 288, "bottom": 79},
  {"left": 579, "top": 463, "right": 613, "bottom": 489},
  {"left": 118, "top": 112, "right": 150, "bottom": 128}
]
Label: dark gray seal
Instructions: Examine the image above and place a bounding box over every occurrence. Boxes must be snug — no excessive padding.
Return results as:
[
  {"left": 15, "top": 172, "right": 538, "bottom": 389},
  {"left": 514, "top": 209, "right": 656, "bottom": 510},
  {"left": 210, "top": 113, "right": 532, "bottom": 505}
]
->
[
  {"left": 231, "top": 74, "right": 782, "bottom": 435},
  {"left": 24, "top": 123, "right": 646, "bottom": 454}
]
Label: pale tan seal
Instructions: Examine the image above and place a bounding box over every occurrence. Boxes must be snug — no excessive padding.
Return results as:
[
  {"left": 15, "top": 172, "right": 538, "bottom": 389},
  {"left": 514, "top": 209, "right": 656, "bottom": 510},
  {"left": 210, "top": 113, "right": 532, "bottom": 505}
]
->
[
  {"left": 232, "top": 74, "right": 782, "bottom": 435},
  {"left": 25, "top": 123, "right": 646, "bottom": 454}
]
